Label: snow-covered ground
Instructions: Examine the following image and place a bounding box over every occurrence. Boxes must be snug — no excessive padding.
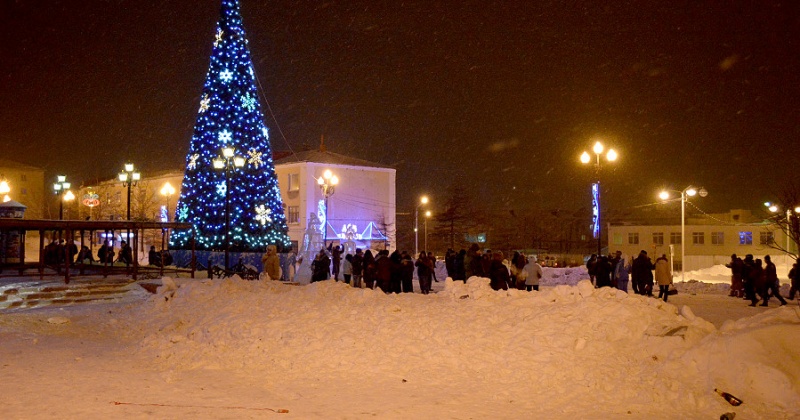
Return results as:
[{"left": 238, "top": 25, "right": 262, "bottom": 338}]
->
[{"left": 1, "top": 264, "right": 798, "bottom": 419}]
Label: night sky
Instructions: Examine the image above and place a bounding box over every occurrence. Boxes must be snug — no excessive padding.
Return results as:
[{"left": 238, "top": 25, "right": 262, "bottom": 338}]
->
[{"left": 3, "top": 0, "right": 799, "bottom": 215}]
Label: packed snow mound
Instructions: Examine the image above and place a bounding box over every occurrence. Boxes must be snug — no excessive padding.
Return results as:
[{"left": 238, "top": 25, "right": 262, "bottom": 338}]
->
[{"left": 101, "top": 276, "right": 800, "bottom": 417}]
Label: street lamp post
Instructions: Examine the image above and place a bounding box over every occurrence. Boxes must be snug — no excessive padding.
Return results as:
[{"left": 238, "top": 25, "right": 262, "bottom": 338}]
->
[
  {"left": 161, "top": 182, "right": 176, "bottom": 222},
  {"left": 659, "top": 186, "right": 707, "bottom": 283},
  {"left": 119, "top": 163, "right": 141, "bottom": 248},
  {"left": 63, "top": 190, "right": 75, "bottom": 219},
  {"left": 414, "top": 195, "right": 429, "bottom": 257},
  {"left": 580, "top": 141, "right": 618, "bottom": 256},
  {"left": 53, "top": 175, "right": 72, "bottom": 220},
  {"left": 424, "top": 210, "right": 432, "bottom": 254},
  {"left": 213, "top": 147, "right": 245, "bottom": 270},
  {"left": 317, "top": 169, "right": 339, "bottom": 248}
]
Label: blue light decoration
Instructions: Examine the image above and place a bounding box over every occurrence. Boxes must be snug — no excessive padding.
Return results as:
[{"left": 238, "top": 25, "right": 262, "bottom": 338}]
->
[
  {"left": 591, "top": 183, "right": 600, "bottom": 239},
  {"left": 170, "top": 0, "right": 290, "bottom": 252}
]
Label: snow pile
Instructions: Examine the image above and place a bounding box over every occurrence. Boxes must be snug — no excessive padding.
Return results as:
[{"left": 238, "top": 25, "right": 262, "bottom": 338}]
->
[
  {"left": 540, "top": 266, "right": 589, "bottom": 286},
  {"left": 104, "top": 275, "right": 800, "bottom": 417}
]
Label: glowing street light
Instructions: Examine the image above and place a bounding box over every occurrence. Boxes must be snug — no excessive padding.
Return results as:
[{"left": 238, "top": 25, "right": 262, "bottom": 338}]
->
[
  {"left": 415, "top": 195, "right": 429, "bottom": 257},
  {"left": 160, "top": 182, "right": 176, "bottom": 222},
  {"left": 424, "top": 210, "right": 432, "bottom": 254},
  {"left": 764, "top": 202, "right": 799, "bottom": 263},
  {"left": 0, "top": 179, "right": 10, "bottom": 202},
  {"left": 659, "top": 186, "right": 707, "bottom": 282},
  {"left": 317, "top": 169, "right": 339, "bottom": 247},
  {"left": 580, "top": 140, "right": 618, "bottom": 255}
]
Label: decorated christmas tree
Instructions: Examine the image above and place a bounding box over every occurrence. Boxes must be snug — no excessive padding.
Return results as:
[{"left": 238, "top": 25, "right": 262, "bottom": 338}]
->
[{"left": 170, "top": 0, "right": 290, "bottom": 254}]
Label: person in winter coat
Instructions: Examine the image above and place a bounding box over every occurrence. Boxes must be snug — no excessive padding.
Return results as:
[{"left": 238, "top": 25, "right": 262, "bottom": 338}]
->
[
  {"left": 594, "top": 256, "right": 612, "bottom": 288},
  {"left": 330, "top": 245, "right": 342, "bottom": 281},
  {"left": 454, "top": 249, "right": 467, "bottom": 281},
  {"left": 511, "top": 252, "right": 528, "bottom": 290},
  {"left": 311, "top": 248, "right": 331, "bottom": 282},
  {"left": 445, "top": 248, "right": 456, "bottom": 280},
  {"left": 789, "top": 259, "right": 800, "bottom": 300},
  {"left": 416, "top": 252, "right": 433, "bottom": 294},
  {"left": 631, "top": 251, "right": 654, "bottom": 295},
  {"left": 742, "top": 254, "right": 758, "bottom": 306},
  {"left": 342, "top": 254, "right": 353, "bottom": 284},
  {"left": 586, "top": 254, "right": 598, "bottom": 287},
  {"left": 614, "top": 253, "right": 630, "bottom": 292},
  {"left": 389, "top": 251, "right": 403, "bottom": 293},
  {"left": 351, "top": 248, "right": 364, "bottom": 288},
  {"left": 261, "top": 244, "right": 281, "bottom": 280},
  {"left": 488, "top": 251, "right": 510, "bottom": 291},
  {"left": 525, "top": 258, "right": 543, "bottom": 291},
  {"left": 725, "top": 254, "right": 745, "bottom": 297},
  {"left": 762, "top": 255, "right": 787, "bottom": 306},
  {"left": 655, "top": 254, "right": 671, "bottom": 301},
  {"left": 363, "top": 250, "right": 376, "bottom": 289},
  {"left": 464, "top": 243, "right": 482, "bottom": 279},
  {"left": 400, "top": 251, "right": 415, "bottom": 293},
  {"left": 375, "top": 250, "right": 393, "bottom": 293}
]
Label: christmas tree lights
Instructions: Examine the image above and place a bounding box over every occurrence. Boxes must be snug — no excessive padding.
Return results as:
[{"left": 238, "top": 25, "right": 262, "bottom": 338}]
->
[{"left": 170, "top": 0, "right": 290, "bottom": 253}]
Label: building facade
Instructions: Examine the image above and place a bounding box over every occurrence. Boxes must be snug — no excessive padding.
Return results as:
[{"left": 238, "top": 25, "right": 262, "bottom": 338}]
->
[
  {"left": 0, "top": 159, "right": 46, "bottom": 219},
  {"left": 607, "top": 209, "right": 794, "bottom": 271}
]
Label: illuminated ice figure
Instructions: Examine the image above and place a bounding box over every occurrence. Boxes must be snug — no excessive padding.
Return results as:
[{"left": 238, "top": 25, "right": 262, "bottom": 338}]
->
[
  {"left": 171, "top": 0, "right": 290, "bottom": 252},
  {"left": 341, "top": 223, "right": 359, "bottom": 240}
]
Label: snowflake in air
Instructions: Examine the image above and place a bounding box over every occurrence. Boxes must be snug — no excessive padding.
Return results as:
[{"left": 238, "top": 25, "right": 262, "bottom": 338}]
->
[
  {"left": 218, "top": 129, "right": 232, "bottom": 143},
  {"left": 187, "top": 153, "right": 200, "bottom": 170},
  {"left": 241, "top": 93, "right": 255, "bottom": 111},
  {"left": 199, "top": 94, "right": 210, "bottom": 113},
  {"left": 216, "top": 182, "right": 227, "bottom": 196},
  {"left": 247, "top": 148, "right": 263, "bottom": 168},
  {"left": 254, "top": 204, "right": 272, "bottom": 226},
  {"left": 220, "top": 69, "right": 233, "bottom": 82}
]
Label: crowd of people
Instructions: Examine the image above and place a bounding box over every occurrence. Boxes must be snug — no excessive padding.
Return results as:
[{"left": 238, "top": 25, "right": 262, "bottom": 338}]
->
[
  {"left": 726, "top": 253, "right": 790, "bottom": 307},
  {"left": 43, "top": 238, "right": 143, "bottom": 266},
  {"left": 585, "top": 250, "right": 675, "bottom": 301}
]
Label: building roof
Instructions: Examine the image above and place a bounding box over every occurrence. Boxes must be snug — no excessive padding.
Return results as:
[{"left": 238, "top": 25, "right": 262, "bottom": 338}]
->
[
  {"left": 273, "top": 150, "right": 393, "bottom": 169},
  {"left": 0, "top": 158, "right": 44, "bottom": 172}
]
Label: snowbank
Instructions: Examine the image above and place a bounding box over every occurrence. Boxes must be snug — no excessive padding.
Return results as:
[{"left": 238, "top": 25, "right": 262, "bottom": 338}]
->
[{"left": 99, "top": 275, "right": 800, "bottom": 418}]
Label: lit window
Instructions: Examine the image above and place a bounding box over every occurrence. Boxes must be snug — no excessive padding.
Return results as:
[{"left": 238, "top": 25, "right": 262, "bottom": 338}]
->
[
  {"left": 739, "top": 231, "right": 752, "bottom": 245},
  {"left": 612, "top": 233, "right": 623, "bottom": 245}
]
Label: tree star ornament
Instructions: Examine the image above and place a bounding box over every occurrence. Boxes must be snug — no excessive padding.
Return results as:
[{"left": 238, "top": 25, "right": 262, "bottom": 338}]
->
[
  {"left": 254, "top": 204, "right": 272, "bottom": 225},
  {"left": 220, "top": 69, "right": 233, "bottom": 82},
  {"left": 216, "top": 182, "right": 227, "bottom": 196},
  {"left": 242, "top": 93, "right": 256, "bottom": 111}
]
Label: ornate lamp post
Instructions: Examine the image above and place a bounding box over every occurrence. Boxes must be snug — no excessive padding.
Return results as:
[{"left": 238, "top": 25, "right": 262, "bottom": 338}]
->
[
  {"left": 659, "top": 186, "right": 707, "bottom": 282},
  {"left": 414, "top": 195, "right": 429, "bottom": 257},
  {"left": 213, "top": 147, "right": 245, "bottom": 269},
  {"left": 63, "top": 190, "right": 75, "bottom": 219},
  {"left": 160, "top": 182, "right": 176, "bottom": 222},
  {"left": 119, "top": 163, "right": 140, "bottom": 247},
  {"left": 580, "top": 141, "right": 618, "bottom": 256},
  {"left": 765, "top": 202, "right": 800, "bottom": 264},
  {"left": 53, "top": 175, "right": 72, "bottom": 220},
  {"left": 317, "top": 169, "right": 339, "bottom": 247}
]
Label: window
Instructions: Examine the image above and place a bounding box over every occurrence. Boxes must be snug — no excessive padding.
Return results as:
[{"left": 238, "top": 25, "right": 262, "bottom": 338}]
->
[
  {"left": 759, "top": 231, "right": 774, "bottom": 245},
  {"left": 652, "top": 232, "right": 664, "bottom": 245},
  {"left": 711, "top": 232, "right": 724, "bottom": 245},
  {"left": 692, "top": 232, "right": 704, "bottom": 245},
  {"left": 612, "top": 233, "right": 623, "bottom": 245},
  {"left": 628, "top": 232, "right": 639, "bottom": 245},
  {"left": 287, "top": 205, "right": 299, "bottom": 224},
  {"left": 738, "top": 231, "right": 752, "bottom": 245},
  {"left": 288, "top": 173, "right": 300, "bottom": 192},
  {"left": 670, "top": 232, "right": 681, "bottom": 245}
]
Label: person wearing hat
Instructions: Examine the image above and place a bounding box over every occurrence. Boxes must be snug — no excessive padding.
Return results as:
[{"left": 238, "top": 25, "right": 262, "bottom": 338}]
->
[
  {"left": 631, "top": 250, "right": 654, "bottom": 296},
  {"left": 117, "top": 240, "right": 133, "bottom": 265}
]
